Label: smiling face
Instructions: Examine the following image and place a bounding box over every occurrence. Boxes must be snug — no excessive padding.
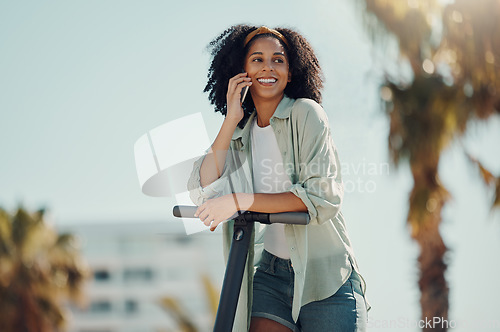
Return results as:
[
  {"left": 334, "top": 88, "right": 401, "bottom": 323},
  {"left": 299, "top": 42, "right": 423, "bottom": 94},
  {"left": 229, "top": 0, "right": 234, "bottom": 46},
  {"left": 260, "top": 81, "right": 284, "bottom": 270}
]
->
[{"left": 243, "top": 36, "right": 292, "bottom": 103}]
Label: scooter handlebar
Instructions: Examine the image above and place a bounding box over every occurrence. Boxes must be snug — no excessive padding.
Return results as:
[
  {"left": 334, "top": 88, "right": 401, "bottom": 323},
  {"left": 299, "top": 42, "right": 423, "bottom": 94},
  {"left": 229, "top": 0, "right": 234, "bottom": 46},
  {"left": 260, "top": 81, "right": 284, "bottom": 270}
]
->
[{"left": 173, "top": 205, "right": 310, "bottom": 225}]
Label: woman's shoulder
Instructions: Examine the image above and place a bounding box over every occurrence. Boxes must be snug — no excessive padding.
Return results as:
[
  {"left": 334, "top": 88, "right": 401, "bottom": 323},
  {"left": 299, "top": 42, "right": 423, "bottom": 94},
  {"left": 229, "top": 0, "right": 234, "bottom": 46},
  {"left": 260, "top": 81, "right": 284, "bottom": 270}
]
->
[
  {"left": 292, "top": 97, "right": 321, "bottom": 109},
  {"left": 291, "top": 97, "right": 329, "bottom": 127}
]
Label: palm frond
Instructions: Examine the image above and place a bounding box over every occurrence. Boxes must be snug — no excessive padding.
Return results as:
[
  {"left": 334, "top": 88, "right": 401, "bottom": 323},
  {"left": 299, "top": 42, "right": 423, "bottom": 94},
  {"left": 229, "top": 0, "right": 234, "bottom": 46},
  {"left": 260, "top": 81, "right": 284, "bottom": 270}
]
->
[
  {"left": 465, "top": 151, "right": 500, "bottom": 211},
  {"left": 0, "top": 207, "right": 89, "bottom": 331},
  {"left": 465, "top": 152, "right": 497, "bottom": 185},
  {"left": 494, "top": 180, "right": 500, "bottom": 208},
  {"left": 201, "top": 274, "right": 219, "bottom": 319},
  {"left": 158, "top": 297, "right": 198, "bottom": 332}
]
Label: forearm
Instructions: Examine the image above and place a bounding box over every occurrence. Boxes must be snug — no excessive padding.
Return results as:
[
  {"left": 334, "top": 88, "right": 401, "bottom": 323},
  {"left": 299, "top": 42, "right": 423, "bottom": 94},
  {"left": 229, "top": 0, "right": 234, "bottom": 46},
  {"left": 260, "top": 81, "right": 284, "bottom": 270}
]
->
[
  {"left": 194, "top": 192, "right": 308, "bottom": 232},
  {"left": 237, "top": 192, "right": 308, "bottom": 213},
  {"left": 199, "top": 117, "right": 239, "bottom": 187}
]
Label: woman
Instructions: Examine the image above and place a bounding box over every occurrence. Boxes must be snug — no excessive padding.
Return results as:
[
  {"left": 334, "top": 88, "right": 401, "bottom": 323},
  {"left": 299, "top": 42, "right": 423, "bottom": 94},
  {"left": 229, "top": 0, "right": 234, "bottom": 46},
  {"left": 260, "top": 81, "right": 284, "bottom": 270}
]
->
[{"left": 188, "top": 25, "right": 370, "bottom": 332}]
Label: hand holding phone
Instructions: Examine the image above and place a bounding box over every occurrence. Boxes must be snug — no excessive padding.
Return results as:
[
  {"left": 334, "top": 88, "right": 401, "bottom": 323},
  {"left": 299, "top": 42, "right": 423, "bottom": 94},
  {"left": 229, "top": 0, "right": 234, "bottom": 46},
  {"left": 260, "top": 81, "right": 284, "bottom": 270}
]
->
[{"left": 226, "top": 72, "right": 251, "bottom": 122}]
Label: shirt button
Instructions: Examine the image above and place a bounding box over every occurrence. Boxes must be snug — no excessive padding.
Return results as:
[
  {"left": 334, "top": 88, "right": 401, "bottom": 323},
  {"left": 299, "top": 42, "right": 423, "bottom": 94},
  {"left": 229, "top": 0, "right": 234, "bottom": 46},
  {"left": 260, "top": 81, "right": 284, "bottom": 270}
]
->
[
  {"left": 277, "top": 129, "right": 281, "bottom": 133},
  {"left": 291, "top": 247, "right": 295, "bottom": 251}
]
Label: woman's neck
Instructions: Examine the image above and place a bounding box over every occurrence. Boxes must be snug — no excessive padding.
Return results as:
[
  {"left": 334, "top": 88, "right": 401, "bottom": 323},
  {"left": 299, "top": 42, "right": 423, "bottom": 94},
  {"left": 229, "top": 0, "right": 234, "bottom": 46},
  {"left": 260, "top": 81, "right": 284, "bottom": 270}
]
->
[{"left": 253, "top": 93, "right": 284, "bottom": 127}]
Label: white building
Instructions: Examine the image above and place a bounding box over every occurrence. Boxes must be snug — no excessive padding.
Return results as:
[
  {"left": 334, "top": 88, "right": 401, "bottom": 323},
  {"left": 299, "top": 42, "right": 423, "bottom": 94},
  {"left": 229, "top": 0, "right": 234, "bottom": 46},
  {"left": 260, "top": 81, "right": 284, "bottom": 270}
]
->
[{"left": 59, "top": 220, "right": 225, "bottom": 332}]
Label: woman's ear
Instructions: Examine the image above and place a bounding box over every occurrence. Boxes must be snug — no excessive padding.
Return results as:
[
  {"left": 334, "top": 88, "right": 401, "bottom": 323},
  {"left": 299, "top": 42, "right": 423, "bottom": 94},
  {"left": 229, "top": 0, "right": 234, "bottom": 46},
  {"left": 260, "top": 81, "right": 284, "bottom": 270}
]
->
[{"left": 288, "top": 71, "right": 292, "bottom": 82}]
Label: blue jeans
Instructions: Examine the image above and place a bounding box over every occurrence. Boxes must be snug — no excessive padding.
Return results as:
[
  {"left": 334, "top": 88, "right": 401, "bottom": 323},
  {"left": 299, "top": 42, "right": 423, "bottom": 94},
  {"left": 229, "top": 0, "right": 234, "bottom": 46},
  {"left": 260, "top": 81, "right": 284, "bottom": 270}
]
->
[{"left": 252, "top": 250, "right": 367, "bottom": 331}]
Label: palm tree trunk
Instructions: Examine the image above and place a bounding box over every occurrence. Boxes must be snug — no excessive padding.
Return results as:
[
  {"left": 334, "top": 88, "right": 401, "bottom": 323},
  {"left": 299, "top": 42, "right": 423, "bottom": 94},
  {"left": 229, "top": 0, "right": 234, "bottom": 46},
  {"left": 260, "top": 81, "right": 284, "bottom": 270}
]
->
[
  {"left": 409, "top": 166, "right": 450, "bottom": 331},
  {"left": 414, "top": 225, "right": 449, "bottom": 331}
]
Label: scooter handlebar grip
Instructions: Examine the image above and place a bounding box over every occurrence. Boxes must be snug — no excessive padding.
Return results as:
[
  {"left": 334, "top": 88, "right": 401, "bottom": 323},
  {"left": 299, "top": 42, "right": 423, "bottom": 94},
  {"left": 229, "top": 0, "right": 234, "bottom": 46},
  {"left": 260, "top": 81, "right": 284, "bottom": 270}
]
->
[
  {"left": 269, "top": 212, "right": 310, "bottom": 225},
  {"left": 173, "top": 205, "right": 198, "bottom": 218}
]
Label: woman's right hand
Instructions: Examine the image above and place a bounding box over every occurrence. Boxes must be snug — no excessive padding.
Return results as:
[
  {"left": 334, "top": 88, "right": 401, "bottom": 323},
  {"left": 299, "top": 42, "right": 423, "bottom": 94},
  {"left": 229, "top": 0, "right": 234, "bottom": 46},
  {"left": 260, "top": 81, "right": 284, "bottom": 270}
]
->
[{"left": 226, "top": 72, "right": 252, "bottom": 123}]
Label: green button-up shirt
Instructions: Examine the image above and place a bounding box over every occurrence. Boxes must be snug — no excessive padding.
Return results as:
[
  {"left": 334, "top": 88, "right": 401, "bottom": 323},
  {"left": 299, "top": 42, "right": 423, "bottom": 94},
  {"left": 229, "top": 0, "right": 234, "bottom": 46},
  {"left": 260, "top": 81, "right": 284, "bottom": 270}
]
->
[{"left": 188, "top": 96, "right": 370, "bottom": 331}]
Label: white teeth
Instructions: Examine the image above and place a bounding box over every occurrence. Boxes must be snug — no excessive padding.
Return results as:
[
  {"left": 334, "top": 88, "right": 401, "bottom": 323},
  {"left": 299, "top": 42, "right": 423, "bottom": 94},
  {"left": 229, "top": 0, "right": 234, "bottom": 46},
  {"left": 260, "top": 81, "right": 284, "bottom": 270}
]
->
[{"left": 258, "top": 78, "right": 277, "bottom": 83}]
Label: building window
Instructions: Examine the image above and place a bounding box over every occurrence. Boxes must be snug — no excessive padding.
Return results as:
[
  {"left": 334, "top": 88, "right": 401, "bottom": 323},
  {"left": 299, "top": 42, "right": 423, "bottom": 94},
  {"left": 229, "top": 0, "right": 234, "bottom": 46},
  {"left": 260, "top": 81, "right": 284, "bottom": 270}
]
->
[
  {"left": 123, "top": 267, "right": 153, "bottom": 283},
  {"left": 124, "top": 299, "right": 138, "bottom": 314},
  {"left": 89, "top": 300, "right": 112, "bottom": 313},
  {"left": 93, "top": 269, "right": 110, "bottom": 282}
]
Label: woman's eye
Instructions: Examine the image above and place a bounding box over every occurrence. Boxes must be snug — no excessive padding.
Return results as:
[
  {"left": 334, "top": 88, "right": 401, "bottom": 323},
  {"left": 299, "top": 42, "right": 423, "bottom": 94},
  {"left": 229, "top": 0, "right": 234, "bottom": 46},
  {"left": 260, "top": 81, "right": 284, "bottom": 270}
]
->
[{"left": 250, "top": 57, "right": 284, "bottom": 63}]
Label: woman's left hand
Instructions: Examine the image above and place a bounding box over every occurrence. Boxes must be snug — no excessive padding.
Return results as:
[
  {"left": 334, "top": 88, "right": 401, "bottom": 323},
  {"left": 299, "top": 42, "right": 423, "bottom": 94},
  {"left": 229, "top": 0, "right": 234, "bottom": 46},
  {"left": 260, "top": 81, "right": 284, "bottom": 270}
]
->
[{"left": 195, "top": 194, "right": 249, "bottom": 231}]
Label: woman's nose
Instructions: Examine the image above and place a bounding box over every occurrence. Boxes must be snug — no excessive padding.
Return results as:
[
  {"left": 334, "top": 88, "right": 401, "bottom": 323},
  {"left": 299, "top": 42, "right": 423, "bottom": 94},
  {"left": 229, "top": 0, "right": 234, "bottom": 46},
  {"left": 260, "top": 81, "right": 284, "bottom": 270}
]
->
[{"left": 262, "top": 60, "right": 274, "bottom": 71}]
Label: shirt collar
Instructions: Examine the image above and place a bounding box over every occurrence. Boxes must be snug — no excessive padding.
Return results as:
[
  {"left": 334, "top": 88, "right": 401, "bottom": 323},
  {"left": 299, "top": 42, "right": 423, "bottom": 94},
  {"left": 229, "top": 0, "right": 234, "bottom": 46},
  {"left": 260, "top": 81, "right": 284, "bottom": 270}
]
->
[
  {"left": 232, "top": 95, "right": 295, "bottom": 146},
  {"left": 271, "top": 94, "right": 295, "bottom": 119}
]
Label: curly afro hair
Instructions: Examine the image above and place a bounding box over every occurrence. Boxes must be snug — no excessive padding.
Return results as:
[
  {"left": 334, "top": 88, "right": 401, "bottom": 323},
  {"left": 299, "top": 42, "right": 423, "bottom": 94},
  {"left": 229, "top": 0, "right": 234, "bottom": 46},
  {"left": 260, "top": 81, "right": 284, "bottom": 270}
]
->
[{"left": 204, "top": 24, "right": 324, "bottom": 128}]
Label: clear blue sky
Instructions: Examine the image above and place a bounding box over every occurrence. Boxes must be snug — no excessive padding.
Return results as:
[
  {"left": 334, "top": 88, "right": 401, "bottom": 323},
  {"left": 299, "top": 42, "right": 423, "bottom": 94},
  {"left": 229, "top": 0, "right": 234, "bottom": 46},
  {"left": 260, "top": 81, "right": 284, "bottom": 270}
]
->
[{"left": 1, "top": 1, "right": 500, "bottom": 331}]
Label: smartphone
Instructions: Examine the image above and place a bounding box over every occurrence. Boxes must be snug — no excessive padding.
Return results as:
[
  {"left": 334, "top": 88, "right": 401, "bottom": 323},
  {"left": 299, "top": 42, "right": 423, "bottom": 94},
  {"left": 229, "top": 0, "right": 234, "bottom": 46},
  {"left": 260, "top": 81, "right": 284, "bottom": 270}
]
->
[
  {"left": 240, "top": 85, "right": 249, "bottom": 104},
  {"left": 240, "top": 69, "right": 250, "bottom": 104}
]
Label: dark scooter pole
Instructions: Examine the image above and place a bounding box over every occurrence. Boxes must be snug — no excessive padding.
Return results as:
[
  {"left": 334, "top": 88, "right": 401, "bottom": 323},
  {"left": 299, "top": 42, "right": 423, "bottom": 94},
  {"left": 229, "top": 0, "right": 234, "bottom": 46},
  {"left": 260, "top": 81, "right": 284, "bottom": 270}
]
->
[{"left": 173, "top": 205, "right": 309, "bottom": 332}]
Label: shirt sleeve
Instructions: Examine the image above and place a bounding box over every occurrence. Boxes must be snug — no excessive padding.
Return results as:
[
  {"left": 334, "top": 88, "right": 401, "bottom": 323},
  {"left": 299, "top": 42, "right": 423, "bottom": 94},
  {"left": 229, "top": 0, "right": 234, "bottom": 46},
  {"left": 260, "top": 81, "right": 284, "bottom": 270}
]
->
[
  {"left": 288, "top": 101, "right": 344, "bottom": 225},
  {"left": 187, "top": 147, "right": 232, "bottom": 206}
]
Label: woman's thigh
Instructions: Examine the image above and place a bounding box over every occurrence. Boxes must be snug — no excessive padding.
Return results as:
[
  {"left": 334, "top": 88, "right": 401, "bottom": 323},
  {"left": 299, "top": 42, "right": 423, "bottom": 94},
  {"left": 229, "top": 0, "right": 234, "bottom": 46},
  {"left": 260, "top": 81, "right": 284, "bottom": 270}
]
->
[
  {"left": 250, "top": 317, "right": 294, "bottom": 332},
  {"left": 297, "top": 278, "right": 367, "bottom": 332},
  {"left": 251, "top": 250, "right": 299, "bottom": 332}
]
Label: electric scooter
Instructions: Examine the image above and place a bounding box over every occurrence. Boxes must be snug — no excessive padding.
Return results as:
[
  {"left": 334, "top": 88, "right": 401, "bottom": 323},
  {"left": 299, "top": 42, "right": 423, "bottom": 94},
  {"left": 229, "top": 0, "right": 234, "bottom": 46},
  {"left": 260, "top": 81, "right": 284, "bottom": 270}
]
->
[{"left": 173, "top": 205, "right": 309, "bottom": 332}]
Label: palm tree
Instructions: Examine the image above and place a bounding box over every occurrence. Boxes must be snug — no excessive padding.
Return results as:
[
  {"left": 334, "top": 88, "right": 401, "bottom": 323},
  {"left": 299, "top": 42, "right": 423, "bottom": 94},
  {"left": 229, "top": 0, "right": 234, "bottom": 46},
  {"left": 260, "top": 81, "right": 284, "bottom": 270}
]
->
[
  {"left": 357, "top": 0, "right": 500, "bottom": 330},
  {"left": 158, "top": 273, "right": 220, "bottom": 332},
  {"left": 0, "top": 207, "right": 89, "bottom": 332}
]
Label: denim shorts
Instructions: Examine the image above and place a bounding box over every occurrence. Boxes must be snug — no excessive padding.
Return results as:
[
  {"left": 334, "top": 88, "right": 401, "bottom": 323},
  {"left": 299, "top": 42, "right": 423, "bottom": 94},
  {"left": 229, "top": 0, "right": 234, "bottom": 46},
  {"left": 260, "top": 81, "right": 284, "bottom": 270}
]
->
[{"left": 251, "top": 250, "right": 368, "bottom": 332}]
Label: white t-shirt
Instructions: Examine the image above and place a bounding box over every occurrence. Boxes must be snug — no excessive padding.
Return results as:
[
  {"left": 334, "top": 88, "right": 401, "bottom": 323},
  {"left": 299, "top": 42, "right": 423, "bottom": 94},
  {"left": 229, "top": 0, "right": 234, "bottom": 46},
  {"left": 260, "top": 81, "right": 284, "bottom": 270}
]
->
[{"left": 251, "top": 117, "right": 292, "bottom": 259}]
